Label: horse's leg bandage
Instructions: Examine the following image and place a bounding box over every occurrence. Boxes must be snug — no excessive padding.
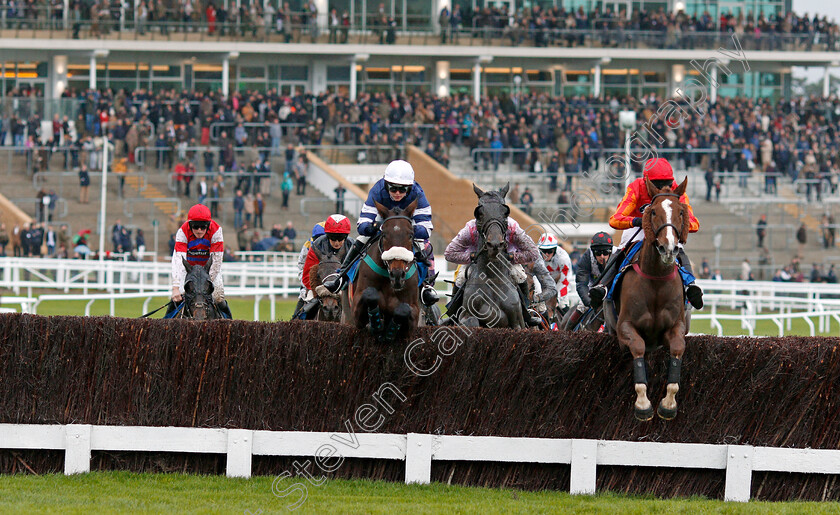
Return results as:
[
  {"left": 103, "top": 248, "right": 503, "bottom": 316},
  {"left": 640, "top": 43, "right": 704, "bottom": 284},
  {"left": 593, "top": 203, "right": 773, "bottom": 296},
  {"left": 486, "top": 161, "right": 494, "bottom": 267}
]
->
[{"left": 380, "top": 246, "right": 415, "bottom": 263}]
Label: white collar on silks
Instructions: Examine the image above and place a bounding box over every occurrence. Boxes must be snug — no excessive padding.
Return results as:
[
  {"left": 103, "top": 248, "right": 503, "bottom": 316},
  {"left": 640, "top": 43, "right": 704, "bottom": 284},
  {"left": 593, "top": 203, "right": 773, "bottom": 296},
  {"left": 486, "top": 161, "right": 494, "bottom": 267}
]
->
[{"left": 380, "top": 246, "right": 414, "bottom": 262}]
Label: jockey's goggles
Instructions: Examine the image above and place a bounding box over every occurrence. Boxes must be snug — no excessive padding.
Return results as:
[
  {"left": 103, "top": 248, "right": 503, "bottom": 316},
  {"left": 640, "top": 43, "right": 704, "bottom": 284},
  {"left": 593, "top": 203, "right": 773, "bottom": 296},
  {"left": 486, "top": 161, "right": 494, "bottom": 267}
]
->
[
  {"left": 189, "top": 221, "right": 210, "bottom": 231},
  {"left": 539, "top": 248, "right": 556, "bottom": 255},
  {"left": 593, "top": 248, "right": 611, "bottom": 257},
  {"left": 387, "top": 184, "right": 411, "bottom": 194},
  {"left": 327, "top": 233, "right": 348, "bottom": 242}
]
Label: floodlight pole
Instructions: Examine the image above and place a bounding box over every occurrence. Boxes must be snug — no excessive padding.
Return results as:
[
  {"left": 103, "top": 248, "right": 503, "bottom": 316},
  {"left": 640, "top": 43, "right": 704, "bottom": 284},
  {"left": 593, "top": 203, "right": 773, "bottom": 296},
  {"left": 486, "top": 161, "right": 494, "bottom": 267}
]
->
[{"left": 98, "top": 137, "right": 109, "bottom": 262}]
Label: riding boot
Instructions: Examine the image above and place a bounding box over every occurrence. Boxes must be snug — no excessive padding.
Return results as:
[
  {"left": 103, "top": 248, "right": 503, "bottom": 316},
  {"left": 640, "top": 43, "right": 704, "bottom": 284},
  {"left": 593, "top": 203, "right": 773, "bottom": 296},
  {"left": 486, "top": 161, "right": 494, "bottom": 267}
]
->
[
  {"left": 415, "top": 243, "right": 440, "bottom": 306},
  {"left": 517, "top": 281, "right": 543, "bottom": 327},
  {"left": 300, "top": 298, "right": 321, "bottom": 320},
  {"left": 292, "top": 297, "right": 305, "bottom": 319},
  {"left": 677, "top": 248, "right": 704, "bottom": 309},
  {"left": 589, "top": 250, "right": 623, "bottom": 308},
  {"left": 325, "top": 239, "right": 365, "bottom": 293},
  {"left": 565, "top": 305, "right": 584, "bottom": 330},
  {"left": 215, "top": 299, "right": 233, "bottom": 319},
  {"left": 445, "top": 284, "right": 464, "bottom": 319}
]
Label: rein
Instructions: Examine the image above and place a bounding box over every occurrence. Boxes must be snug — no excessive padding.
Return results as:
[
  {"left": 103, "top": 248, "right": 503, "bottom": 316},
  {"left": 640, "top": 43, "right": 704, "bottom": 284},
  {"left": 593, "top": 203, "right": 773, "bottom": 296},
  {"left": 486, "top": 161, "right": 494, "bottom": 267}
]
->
[
  {"left": 363, "top": 214, "right": 417, "bottom": 280},
  {"left": 474, "top": 210, "right": 507, "bottom": 262},
  {"left": 632, "top": 262, "right": 678, "bottom": 281}
]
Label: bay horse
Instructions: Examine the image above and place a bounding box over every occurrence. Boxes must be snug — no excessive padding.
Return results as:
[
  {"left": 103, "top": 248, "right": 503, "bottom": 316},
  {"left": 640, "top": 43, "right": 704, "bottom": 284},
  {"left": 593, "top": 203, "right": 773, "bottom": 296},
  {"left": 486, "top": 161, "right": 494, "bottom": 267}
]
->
[
  {"left": 177, "top": 256, "right": 221, "bottom": 320},
  {"left": 458, "top": 184, "right": 524, "bottom": 328},
  {"left": 605, "top": 177, "right": 692, "bottom": 421},
  {"left": 309, "top": 248, "right": 351, "bottom": 323},
  {"left": 350, "top": 200, "right": 421, "bottom": 343}
]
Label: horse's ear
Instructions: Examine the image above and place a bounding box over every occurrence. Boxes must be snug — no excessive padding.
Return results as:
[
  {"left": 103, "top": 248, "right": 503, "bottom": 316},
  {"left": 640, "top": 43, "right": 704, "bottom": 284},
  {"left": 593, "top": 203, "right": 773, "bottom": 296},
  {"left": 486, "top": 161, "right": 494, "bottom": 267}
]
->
[
  {"left": 182, "top": 257, "right": 191, "bottom": 270},
  {"left": 499, "top": 182, "right": 510, "bottom": 198},
  {"left": 374, "top": 200, "right": 390, "bottom": 219},
  {"left": 403, "top": 198, "right": 418, "bottom": 218},
  {"left": 204, "top": 254, "right": 213, "bottom": 274},
  {"left": 674, "top": 177, "right": 688, "bottom": 197},
  {"left": 473, "top": 184, "right": 485, "bottom": 198},
  {"left": 644, "top": 177, "right": 657, "bottom": 198}
]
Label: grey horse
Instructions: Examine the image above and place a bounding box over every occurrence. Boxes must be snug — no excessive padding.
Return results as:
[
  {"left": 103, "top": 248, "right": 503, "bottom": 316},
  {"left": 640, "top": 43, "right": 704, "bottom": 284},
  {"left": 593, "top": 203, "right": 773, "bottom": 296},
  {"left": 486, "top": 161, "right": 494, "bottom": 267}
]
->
[{"left": 456, "top": 184, "right": 526, "bottom": 329}]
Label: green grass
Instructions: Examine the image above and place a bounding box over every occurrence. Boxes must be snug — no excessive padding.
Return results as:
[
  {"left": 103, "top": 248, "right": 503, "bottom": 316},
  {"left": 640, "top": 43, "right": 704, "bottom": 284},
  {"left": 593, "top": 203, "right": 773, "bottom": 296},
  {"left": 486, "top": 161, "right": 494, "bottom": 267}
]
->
[
  {"left": 8, "top": 289, "right": 838, "bottom": 336},
  {"left": 0, "top": 472, "right": 836, "bottom": 514},
  {"left": 24, "top": 296, "right": 299, "bottom": 322}
]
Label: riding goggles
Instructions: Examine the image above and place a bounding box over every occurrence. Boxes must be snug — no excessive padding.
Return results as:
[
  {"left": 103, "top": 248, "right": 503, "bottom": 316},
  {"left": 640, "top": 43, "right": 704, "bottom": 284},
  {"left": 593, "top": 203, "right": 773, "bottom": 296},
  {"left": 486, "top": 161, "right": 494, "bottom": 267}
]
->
[
  {"left": 540, "top": 248, "right": 556, "bottom": 256},
  {"left": 189, "top": 221, "right": 210, "bottom": 231},
  {"left": 593, "top": 248, "right": 611, "bottom": 257},
  {"left": 387, "top": 184, "right": 411, "bottom": 194},
  {"left": 327, "top": 233, "right": 348, "bottom": 242}
]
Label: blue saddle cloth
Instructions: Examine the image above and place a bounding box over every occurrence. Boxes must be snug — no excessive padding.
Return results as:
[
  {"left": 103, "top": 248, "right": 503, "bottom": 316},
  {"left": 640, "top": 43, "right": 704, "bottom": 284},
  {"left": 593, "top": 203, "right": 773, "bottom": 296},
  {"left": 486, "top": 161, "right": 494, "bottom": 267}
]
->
[{"left": 606, "top": 241, "right": 696, "bottom": 301}]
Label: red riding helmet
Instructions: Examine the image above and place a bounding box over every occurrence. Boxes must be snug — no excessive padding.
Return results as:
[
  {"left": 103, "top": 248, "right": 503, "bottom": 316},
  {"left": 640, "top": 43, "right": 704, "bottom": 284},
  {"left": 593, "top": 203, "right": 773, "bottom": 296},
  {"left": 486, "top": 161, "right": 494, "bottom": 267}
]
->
[
  {"left": 187, "top": 204, "right": 212, "bottom": 222},
  {"left": 643, "top": 158, "right": 674, "bottom": 182},
  {"left": 324, "top": 214, "right": 351, "bottom": 234}
]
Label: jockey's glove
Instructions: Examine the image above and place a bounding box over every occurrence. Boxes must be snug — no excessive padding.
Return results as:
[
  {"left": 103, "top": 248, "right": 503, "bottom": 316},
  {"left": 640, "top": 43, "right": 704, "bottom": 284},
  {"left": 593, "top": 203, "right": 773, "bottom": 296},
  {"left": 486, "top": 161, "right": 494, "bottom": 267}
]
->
[{"left": 632, "top": 217, "right": 643, "bottom": 227}]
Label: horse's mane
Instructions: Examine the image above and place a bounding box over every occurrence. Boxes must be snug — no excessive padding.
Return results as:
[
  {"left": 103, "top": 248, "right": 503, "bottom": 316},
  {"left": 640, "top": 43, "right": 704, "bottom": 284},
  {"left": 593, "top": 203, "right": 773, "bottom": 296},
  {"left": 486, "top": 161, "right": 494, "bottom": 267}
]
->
[{"left": 309, "top": 264, "right": 322, "bottom": 289}]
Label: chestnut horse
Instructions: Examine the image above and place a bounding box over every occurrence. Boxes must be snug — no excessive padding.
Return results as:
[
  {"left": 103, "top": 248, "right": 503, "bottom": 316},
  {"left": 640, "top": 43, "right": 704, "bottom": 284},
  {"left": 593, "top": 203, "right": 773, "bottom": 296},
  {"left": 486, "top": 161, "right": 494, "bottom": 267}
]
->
[
  {"left": 350, "top": 200, "right": 421, "bottom": 343},
  {"left": 605, "top": 177, "right": 692, "bottom": 421}
]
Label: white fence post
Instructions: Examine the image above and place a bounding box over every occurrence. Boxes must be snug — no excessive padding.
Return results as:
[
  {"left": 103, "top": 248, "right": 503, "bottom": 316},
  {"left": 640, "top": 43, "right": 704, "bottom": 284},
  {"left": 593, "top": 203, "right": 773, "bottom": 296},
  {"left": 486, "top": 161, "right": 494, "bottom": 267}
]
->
[
  {"left": 226, "top": 429, "right": 254, "bottom": 478},
  {"left": 570, "top": 439, "right": 597, "bottom": 495},
  {"left": 405, "top": 433, "right": 432, "bottom": 484},
  {"left": 724, "top": 445, "right": 753, "bottom": 502},
  {"left": 64, "top": 424, "right": 92, "bottom": 475}
]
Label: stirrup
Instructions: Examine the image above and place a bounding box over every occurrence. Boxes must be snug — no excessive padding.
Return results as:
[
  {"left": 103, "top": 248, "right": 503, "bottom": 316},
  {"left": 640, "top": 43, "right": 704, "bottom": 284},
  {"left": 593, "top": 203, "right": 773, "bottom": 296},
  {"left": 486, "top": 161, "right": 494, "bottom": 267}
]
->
[{"left": 421, "top": 284, "right": 439, "bottom": 306}]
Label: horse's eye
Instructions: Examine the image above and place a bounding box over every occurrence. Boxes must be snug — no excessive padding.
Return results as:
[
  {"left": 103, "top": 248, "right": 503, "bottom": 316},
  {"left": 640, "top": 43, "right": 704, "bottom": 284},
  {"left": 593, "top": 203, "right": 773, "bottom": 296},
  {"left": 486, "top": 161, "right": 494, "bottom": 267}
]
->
[{"left": 184, "top": 282, "right": 193, "bottom": 293}]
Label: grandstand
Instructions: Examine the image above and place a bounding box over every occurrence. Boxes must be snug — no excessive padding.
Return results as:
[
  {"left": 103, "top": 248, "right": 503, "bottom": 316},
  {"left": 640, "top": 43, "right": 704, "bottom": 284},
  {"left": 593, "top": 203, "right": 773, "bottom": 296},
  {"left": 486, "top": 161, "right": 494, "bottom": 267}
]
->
[{"left": 0, "top": 0, "right": 838, "bottom": 276}]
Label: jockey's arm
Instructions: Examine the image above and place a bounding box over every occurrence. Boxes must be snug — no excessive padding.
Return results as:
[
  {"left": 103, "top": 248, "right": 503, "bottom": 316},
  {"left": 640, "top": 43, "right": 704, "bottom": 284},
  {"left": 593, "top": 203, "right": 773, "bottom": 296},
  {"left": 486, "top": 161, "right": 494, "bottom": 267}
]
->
[
  {"left": 533, "top": 258, "right": 557, "bottom": 303},
  {"left": 301, "top": 247, "right": 319, "bottom": 290},
  {"left": 575, "top": 252, "right": 593, "bottom": 306},
  {"left": 609, "top": 187, "right": 639, "bottom": 230},
  {"left": 444, "top": 222, "right": 475, "bottom": 264},
  {"left": 680, "top": 193, "right": 701, "bottom": 232},
  {"left": 208, "top": 227, "right": 224, "bottom": 282},
  {"left": 509, "top": 226, "right": 539, "bottom": 264},
  {"left": 170, "top": 249, "right": 187, "bottom": 301}
]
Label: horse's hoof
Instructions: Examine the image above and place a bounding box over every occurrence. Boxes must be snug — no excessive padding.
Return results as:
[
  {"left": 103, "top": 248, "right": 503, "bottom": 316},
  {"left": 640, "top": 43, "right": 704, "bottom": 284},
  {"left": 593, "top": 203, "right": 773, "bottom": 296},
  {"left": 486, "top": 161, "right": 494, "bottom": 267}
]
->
[
  {"left": 657, "top": 403, "right": 678, "bottom": 421},
  {"left": 634, "top": 405, "right": 654, "bottom": 422}
]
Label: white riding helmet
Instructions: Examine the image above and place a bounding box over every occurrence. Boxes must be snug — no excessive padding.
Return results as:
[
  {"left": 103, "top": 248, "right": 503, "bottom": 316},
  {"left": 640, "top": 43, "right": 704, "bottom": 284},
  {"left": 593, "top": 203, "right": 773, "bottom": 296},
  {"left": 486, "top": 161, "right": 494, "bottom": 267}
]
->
[
  {"left": 538, "top": 233, "right": 559, "bottom": 250},
  {"left": 383, "top": 160, "right": 415, "bottom": 186}
]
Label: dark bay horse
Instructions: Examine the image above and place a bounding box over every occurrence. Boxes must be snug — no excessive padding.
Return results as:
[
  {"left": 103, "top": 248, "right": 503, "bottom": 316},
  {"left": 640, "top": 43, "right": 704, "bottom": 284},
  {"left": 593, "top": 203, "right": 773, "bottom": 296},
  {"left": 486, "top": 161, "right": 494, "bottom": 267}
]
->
[
  {"left": 458, "top": 184, "right": 524, "bottom": 328},
  {"left": 177, "top": 256, "right": 221, "bottom": 320},
  {"left": 605, "top": 177, "right": 692, "bottom": 421},
  {"left": 309, "top": 249, "right": 351, "bottom": 323},
  {"left": 350, "top": 200, "right": 421, "bottom": 343}
]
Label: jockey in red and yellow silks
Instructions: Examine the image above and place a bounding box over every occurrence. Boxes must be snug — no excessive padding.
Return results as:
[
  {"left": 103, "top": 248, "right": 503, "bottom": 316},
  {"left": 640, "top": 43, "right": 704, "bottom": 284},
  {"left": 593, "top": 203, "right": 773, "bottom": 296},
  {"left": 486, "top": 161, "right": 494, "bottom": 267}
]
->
[{"left": 589, "top": 158, "right": 704, "bottom": 310}]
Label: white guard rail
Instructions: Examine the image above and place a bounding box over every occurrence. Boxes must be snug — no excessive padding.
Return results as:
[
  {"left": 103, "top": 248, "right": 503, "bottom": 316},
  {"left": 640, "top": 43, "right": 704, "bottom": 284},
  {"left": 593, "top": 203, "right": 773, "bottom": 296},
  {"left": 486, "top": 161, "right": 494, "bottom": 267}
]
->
[{"left": 2, "top": 423, "right": 840, "bottom": 502}]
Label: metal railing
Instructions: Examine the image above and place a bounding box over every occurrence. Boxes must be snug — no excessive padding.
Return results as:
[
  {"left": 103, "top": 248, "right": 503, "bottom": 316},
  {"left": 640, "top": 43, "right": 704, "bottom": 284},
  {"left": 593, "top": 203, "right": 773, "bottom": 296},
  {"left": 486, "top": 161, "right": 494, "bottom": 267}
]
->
[
  {"left": 6, "top": 196, "right": 69, "bottom": 219},
  {"left": 0, "top": 17, "right": 833, "bottom": 52},
  {"left": 122, "top": 197, "right": 181, "bottom": 223}
]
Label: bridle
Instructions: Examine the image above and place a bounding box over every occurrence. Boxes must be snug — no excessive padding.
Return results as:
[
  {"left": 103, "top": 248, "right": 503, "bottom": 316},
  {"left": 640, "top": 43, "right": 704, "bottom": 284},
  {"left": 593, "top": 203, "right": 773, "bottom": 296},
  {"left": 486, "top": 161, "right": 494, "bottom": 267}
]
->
[
  {"left": 181, "top": 275, "right": 217, "bottom": 320},
  {"left": 473, "top": 201, "right": 508, "bottom": 261},
  {"left": 363, "top": 214, "right": 417, "bottom": 289},
  {"left": 649, "top": 192, "right": 683, "bottom": 243}
]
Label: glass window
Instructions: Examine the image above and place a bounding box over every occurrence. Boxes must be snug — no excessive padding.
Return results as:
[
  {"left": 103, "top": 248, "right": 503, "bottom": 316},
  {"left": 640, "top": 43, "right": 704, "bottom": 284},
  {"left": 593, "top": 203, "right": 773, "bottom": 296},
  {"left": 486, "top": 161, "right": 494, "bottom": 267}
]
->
[
  {"left": 152, "top": 65, "right": 181, "bottom": 78},
  {"left": 240, "top": 66, "right": 266, "bottom": 79},
  {"left": 327, "top": 65, "right": 350, "bottom": 82},
  {"left": 281, "top": 65, "right": 308, "bottom": 81}
]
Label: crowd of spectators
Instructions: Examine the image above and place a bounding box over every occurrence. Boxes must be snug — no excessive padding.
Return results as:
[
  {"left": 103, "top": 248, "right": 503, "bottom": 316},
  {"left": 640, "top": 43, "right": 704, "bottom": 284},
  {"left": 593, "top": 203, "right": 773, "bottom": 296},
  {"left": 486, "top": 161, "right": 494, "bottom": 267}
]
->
[{"left": 4, "top": 1, "right": 838, "bottom": 52}]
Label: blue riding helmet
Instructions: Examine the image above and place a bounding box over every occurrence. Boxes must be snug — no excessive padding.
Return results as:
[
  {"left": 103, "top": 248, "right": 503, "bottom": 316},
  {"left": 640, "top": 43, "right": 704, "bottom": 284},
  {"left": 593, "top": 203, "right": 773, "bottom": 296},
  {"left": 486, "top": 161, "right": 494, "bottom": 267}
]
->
[{"left": 311, "top": 221, "right": 326, "bottom": 241}]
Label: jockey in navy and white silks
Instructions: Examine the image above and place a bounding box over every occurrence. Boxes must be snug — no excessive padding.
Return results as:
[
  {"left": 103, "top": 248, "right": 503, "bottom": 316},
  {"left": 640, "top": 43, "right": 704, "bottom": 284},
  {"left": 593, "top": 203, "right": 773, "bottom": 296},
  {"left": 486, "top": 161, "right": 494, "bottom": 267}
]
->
[{"left": 326, "top": 160, "right": 439, "bottom": 306}]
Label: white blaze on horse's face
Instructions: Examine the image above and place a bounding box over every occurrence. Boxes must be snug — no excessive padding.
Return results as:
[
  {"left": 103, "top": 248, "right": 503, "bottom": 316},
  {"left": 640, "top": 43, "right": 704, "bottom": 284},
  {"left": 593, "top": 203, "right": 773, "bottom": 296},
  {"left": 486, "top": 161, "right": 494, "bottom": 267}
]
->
[{"left": 660, "top": 199, "right": 677, "bottom": 263}]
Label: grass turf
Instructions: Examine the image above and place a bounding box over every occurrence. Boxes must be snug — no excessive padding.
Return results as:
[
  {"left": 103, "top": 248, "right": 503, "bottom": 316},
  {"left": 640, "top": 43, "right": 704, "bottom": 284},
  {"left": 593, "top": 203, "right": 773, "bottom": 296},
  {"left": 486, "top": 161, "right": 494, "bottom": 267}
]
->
[{"left": 0, "top": 472, "right": 837, "bottom": 514}]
